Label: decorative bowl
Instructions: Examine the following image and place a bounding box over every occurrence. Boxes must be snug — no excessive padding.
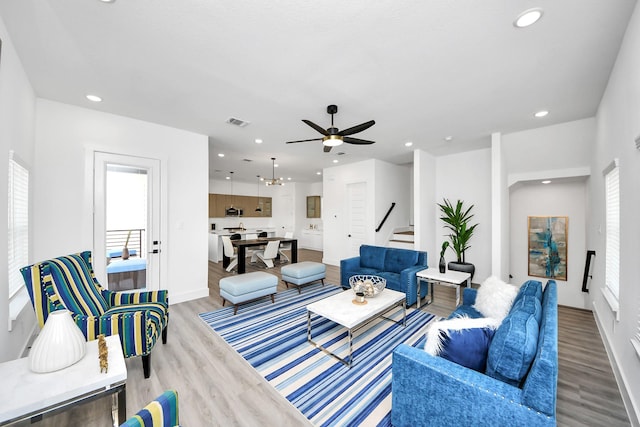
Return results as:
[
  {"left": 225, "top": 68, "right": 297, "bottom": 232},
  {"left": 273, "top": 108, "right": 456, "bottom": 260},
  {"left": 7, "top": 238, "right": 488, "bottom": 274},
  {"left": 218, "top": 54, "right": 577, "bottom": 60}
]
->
[{"left": 348, "top": 275, "right": 386, "bottom": 297}]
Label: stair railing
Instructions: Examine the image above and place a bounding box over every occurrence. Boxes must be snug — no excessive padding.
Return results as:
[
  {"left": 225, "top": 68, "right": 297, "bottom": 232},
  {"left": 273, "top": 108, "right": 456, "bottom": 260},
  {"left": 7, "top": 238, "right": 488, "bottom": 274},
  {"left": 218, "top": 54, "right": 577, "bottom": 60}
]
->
[{"left": 376, "top": 203, "right": 396, "bottom": 232}]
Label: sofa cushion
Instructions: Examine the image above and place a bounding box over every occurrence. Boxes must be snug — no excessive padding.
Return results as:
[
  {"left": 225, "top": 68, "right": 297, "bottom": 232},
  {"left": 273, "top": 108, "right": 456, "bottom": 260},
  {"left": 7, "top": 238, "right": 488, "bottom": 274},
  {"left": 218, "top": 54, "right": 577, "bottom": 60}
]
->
[
  {"left": 359, "top": 245, "right": 386, "bottom": 271},
  {"left": 511, "top": 295, "right": 542, "bottom": 325},
  {"left": 486, "top": 306, "right": 540, "bottom": 386},
  {"left": 377, "top": 272, "right": 401, "bottom": 291},
  {"left": 472, "top": 276, "right": 518, "bottom": 323},
  {"left": 424, "top": 316, "right": 500, "bottom": 372},
  {"left": 513, "top": 280, "right": 543, "bottom": 306},
  {"left": 383, "top": 248, "right": 419, "bottom": 274},
  {"left": 448, "top": 304, "right": 483, "bottom": 319}
]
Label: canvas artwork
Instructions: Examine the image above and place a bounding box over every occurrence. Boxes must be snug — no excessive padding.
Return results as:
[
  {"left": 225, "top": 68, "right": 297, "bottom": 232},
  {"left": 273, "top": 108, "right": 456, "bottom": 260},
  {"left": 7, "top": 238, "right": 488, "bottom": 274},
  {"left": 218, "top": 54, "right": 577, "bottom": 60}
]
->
[{"left": 528, "top": 216, "right": 568, "bottom": 281}]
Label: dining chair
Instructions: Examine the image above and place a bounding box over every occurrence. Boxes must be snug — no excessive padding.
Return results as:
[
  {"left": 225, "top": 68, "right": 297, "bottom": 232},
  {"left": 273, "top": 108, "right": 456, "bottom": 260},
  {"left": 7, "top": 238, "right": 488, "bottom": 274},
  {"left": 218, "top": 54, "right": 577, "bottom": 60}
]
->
[
  {"left": 222, "top": 236, "right": 238, "bottom": 272},
  {"left": 254, "top": 240, "right": 280, "bottom": 268},
  {"left": 278, "top": 231, "right": 294, "bottom": 263}
]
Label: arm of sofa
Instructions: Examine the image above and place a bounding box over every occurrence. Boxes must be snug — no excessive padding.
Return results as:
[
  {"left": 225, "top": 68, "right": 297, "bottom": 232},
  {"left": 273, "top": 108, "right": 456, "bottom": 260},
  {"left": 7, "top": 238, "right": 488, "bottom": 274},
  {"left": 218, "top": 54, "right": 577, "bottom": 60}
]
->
[
  {"left": 462, "top": 287, "right": 478, "bottom": 306},
  {"left": 340, "top": 256, "right": 361, "bottom": 288},
  {"left": 399, "top": 265, "right": 429, "bottom": 306},
  {"left": 391, "top": 344, "right": 555, "bottom": 427}
]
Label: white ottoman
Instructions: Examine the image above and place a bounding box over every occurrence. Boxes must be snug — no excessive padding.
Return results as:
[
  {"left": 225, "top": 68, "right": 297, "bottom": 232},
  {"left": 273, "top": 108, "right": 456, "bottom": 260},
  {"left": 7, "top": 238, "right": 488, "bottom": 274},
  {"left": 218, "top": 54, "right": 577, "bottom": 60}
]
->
[
  {"left": 219, "top": 271, "right": 278, "bottom": 314},
  {"left": 281, "top": 261, "right": 326, "bottom": 293}
]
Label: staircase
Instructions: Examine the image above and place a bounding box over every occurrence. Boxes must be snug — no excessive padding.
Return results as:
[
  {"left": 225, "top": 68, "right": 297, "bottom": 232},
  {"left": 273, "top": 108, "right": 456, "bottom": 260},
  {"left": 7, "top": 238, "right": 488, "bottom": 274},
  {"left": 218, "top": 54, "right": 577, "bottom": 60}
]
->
[{"left": 388, "top": 227, "right": 414, "bottom": 249}]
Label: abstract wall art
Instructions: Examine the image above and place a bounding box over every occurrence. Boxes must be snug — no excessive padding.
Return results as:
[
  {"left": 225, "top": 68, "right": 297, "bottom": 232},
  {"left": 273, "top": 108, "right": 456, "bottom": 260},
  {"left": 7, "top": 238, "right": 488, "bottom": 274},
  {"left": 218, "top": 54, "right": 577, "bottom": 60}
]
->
[{"left": 528, "top": 216, "right": 568, "bottom": 281}]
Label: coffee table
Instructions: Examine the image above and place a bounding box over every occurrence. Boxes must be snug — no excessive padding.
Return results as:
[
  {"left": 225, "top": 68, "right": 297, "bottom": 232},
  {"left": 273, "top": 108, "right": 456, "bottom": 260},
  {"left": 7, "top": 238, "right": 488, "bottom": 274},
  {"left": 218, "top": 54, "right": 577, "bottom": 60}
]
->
[
  {"left": 0, "top": 335, "right": 127, "bottom": 426},
  {"left": 306, "top": 288, "right": 406, "bottom": 367},
  {"left": 416, "top": 269, "right": 471, "bottom": 308}
]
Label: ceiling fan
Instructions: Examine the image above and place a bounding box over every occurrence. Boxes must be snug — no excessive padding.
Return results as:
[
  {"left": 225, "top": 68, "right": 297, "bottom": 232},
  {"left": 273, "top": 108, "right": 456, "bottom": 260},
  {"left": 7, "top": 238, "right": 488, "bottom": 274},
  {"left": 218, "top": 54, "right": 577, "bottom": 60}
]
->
[{"left": 285, "top": 105, "right": 375, "bottom": 152}]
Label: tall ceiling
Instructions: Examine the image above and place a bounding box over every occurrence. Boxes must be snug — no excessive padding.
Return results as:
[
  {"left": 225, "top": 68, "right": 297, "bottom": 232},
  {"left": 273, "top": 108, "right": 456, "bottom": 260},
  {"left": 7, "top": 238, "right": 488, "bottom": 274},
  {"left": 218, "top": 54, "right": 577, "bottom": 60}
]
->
[{"left": 0, "top": 0, "right": 636, "bottom": 183}]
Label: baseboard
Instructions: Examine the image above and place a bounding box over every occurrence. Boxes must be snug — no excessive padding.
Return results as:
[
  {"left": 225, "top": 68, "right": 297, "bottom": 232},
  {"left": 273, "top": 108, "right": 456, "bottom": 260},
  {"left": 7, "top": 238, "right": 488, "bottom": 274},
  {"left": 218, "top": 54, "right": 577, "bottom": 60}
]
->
[
  {"left": 170, "top": 288, "right": 210, "bottom": 305},
  {"left": 592, "top": 300, "right": 640, "bottom": 426}
]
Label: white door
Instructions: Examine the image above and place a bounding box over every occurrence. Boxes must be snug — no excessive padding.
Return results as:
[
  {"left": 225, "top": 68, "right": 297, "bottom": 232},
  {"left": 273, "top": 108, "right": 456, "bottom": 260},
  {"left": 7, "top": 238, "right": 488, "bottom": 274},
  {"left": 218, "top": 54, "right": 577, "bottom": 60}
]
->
[
  {"left": 346, "top": 182, "right": 367, "bottom": 258},
  {"left": 93, "top": 152, "right": 161, "bottom": 291}
]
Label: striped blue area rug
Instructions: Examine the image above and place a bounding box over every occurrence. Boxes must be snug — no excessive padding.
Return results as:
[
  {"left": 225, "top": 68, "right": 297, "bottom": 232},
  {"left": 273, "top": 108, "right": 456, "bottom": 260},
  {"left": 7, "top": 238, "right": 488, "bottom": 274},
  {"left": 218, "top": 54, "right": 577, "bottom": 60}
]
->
[{"left": 199, "top": 283, "right": 439, "bottom": 427}]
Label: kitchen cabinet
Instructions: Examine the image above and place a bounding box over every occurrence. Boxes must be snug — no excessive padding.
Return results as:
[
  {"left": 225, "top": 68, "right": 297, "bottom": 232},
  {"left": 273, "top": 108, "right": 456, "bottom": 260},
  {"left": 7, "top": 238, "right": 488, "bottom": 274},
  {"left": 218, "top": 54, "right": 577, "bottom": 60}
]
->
[
  {"left": 208, "top": 194, "right": 272, "bottom": 218},
  {"left": 306, "top": 196, "right": 321, "bottom": 218}
]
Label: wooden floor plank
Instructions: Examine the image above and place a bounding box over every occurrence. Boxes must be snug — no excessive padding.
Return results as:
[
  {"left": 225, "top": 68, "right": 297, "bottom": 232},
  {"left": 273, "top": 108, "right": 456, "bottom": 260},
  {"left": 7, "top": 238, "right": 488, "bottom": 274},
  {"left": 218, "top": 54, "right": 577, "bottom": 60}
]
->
[{"left": 23, "top": 249, "right": 630, "bottom": 426}]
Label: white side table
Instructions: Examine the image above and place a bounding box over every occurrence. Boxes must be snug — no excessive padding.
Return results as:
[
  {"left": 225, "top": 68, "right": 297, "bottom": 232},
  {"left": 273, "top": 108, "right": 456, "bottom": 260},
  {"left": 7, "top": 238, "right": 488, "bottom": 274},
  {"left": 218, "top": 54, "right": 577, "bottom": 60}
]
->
[
  {"left": 416, "top": 269, "right": 471, "bottom": 308},
  {"left": 0, "top": 334, "right": 127, "bottom": 426}
]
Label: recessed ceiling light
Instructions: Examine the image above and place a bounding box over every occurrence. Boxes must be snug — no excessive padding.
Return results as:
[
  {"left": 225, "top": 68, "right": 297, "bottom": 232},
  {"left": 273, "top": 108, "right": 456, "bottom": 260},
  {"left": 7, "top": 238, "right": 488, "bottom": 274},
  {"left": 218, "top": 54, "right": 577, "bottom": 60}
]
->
[
  {"left": 274, "top": 163, "right": 279, "bottom": 168},
  {"left": 218, "top": 153, "right": 225, "bottom": 157},
  {"left": 444, "top": 136, "right": 453, "bottom": 142},
  {"left": 255, "top": 139, "right": 263, "bottom": 144},
  {"left": 405, "top": 141, "right": 413, "bottom": 147},
  {"left": 225, "top": 176, "right": 230, "bottom": 180},
  {"left": 86, "top": 94, "right": 102, "bottom": 102},
  {"left": 99, "top": 0, "right": 116, "bottom": 3},
  {"left": 333, "top": 159, "right": 339, "bottom": 163},
  {"left": 514, "top": 8, "right": 543, "bottom": 28},
  {"left": 316, "top": 171, "right": 322, "bottom": 175},
  {"left": 542, "top": 180, "right": 551, "bottom": 184},
  {"left": 534, "top": 110, "right": 549, "bottom": 118},
  {"left": 287, "top": 177, "right": 292, "bottom": 180}
]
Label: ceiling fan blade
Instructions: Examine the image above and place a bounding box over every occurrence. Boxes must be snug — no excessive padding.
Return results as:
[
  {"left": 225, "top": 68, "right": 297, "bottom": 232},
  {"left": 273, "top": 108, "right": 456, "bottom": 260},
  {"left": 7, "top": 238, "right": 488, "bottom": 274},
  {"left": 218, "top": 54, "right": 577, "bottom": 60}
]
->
[
  {"left": 323, "top": 145, "right": 333, "bottom": 153},
  {"left": 285, "top": 138, "right": 323, "bottom": 144},
  {"left": 338, "top": 120, "right": 375, "bottom": 136},
  {"left": 302, "top": 120, "right": 329, "bottom": 136},
  {"left": 344, "top": 136, "right": 375, "bottom": 145}
]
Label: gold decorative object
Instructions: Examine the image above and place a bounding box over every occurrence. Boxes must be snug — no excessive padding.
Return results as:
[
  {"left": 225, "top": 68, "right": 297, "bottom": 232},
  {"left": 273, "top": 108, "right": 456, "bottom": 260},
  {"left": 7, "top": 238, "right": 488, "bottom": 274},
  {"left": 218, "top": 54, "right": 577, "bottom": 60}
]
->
[{"left": 98, "top": 334, "right": 109, "bottom": 373}]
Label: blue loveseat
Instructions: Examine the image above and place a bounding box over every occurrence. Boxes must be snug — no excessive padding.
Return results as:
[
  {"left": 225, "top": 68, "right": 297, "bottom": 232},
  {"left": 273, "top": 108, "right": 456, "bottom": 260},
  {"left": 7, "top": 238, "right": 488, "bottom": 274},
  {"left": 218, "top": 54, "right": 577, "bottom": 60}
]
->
[
  {"left": 392, "top": 280, "right": 558, "bottom": 426},
  {"left": 340, "top": 245, "right": 428, "bottom": 306}
]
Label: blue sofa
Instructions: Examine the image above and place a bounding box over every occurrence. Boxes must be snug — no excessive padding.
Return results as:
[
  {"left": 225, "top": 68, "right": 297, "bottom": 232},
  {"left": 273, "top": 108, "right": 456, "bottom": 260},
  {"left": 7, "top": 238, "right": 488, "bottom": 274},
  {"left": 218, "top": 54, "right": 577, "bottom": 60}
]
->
[
  {"left": 340, "top": 245, "right": 428, "bottom": 306},
  {"left": 392, "top": 280, "right": 558, "bottom": 426}
]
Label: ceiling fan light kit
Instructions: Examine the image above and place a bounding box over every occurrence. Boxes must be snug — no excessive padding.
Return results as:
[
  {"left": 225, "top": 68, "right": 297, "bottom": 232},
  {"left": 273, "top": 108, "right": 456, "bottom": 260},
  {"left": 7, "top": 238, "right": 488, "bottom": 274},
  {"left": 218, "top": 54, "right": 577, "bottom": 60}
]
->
[{"left": 285, "top": 104, "right": 376, "bottom": 152}]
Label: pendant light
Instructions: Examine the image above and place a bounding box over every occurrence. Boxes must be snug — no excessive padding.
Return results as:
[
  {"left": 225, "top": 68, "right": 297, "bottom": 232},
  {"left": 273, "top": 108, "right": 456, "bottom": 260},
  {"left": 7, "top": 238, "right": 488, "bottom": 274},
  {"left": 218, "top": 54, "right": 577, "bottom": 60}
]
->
[
  {"left": 255, "top": 175, "right": 262, "bottom": 213},
  {"left": 265, "top": 157, "right": 284, "bottom": 186}
]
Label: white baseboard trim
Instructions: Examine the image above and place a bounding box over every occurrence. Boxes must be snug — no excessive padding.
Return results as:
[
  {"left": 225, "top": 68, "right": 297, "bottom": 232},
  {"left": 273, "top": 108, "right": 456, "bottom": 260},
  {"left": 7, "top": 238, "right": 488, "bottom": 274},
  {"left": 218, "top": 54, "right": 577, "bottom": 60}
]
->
[
  {"left": 169, "top": 288, "right": 210, "bottom": 305},
  {"left": 592, "top": 300, "right": 640, "bottom": 426}
]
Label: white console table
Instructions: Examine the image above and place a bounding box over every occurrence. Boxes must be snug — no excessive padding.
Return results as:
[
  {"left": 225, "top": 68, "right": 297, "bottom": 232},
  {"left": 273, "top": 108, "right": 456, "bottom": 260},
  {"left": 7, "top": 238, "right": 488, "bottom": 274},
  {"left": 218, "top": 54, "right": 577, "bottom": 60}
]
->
[
  {"left": 416, "top": 269, "right": 471, "bottom": 308},
  {"left": 0, "top": 335, "right": 127, "bottom": 426}
]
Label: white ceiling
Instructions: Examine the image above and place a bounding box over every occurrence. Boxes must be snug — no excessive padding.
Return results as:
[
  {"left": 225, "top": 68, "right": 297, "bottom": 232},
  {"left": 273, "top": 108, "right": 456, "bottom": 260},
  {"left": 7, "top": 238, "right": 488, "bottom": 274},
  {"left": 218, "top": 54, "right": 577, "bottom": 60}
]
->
[{"left": 0, "top": 0, "right": 636, "bottom": 183}]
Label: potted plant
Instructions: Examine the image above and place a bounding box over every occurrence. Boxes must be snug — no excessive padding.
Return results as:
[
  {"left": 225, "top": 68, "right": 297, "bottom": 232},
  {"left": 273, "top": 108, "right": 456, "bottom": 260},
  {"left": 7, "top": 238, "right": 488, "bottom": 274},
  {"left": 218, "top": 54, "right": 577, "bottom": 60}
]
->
[
  {"left": 437, "top": 198, "right": 478, "bottom": 280},
  {"left": 439, "top": 241, "right": 449, "bottom": 273}
]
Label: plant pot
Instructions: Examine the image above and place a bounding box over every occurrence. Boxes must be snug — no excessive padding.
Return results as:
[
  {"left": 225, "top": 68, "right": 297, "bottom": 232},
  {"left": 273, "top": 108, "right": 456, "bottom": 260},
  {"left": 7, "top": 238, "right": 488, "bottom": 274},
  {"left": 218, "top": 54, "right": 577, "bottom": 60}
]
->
[
  {"left": 439, "top": 256, "right": 446, "bottom": 274},
  {"left": 447, "top": 261, "right": 475, "bottom": 283}
]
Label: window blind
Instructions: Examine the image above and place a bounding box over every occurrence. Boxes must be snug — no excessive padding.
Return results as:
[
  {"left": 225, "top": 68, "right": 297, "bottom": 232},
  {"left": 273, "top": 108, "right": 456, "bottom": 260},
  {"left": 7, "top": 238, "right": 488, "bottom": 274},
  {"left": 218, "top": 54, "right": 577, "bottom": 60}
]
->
[
  {"left": 604, "top": 161, "right": 620, "bottom": 299},
  {"left": 8, "top": 155, "right": 29, "bottom": 298}
]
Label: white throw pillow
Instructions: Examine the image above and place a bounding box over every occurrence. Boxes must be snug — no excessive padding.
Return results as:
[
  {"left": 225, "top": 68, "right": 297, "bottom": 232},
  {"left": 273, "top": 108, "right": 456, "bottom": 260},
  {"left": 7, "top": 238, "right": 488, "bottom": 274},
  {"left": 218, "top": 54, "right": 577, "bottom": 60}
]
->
[{"left": 472, "top": 276, "right": 518, "bottom": 323}]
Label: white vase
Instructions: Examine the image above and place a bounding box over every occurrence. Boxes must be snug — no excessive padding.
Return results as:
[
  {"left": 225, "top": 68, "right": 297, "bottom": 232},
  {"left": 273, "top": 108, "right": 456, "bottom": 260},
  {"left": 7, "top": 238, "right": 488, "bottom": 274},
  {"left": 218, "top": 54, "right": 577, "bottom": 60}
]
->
[{"left": 29, "top": 309, "right": 87, "bottom": 373}]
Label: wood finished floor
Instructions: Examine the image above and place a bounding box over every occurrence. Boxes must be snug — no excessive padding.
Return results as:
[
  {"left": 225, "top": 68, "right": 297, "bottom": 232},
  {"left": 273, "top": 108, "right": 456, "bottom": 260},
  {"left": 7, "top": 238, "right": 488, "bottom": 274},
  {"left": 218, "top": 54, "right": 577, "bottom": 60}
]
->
[{"left": 25, "top": 249, "right": 630, "bottom": 426}]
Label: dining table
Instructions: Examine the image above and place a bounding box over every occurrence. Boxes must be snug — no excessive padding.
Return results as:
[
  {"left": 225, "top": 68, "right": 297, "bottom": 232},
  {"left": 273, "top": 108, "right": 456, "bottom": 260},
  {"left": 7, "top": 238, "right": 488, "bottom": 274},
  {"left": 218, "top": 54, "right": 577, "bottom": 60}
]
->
[{"left": 223, "top": 237, "right": 298, "bottom": 274}]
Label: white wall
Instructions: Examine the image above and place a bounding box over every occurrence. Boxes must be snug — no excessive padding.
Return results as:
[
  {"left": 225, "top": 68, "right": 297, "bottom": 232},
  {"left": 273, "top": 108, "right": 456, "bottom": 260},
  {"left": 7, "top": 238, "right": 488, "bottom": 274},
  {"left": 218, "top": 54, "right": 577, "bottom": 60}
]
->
[
  {"left": 509, "top": 180, "right": 589, "bottom": 309},
  {"left": 0, "top": 16, "right": 38, "bottom": 362},
  {"left": 34, "top": 100, "right": 209, "bottom": 305},
  {"left": 413, "top": 150, "right": 436, "bottom": 259},
  {"left": 322, "top": 159, "right": 410, "bottom": 266},
  {"left": 435, "top": 148, "right": 492, "bottom": 283},
  {"left": 374, "top": 161, "right": 411, "bottom": 246},
  {"left": 588, "top": 2, "right": 640, "bottom": 423}
]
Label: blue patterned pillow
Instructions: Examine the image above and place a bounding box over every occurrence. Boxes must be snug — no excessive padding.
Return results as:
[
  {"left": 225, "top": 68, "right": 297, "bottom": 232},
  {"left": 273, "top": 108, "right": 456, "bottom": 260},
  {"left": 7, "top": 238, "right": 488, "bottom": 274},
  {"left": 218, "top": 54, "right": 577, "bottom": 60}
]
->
[{"left": 424, "top": 316, "right": 501, "bottom": 372}]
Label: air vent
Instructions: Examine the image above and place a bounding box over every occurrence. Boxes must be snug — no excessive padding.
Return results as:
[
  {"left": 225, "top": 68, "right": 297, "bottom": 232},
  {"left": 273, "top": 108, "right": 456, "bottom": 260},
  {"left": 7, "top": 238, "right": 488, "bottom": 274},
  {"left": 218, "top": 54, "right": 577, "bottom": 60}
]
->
[
  {"left": 226, "top": 117, "right": 250, "bottom": 127},
  {"left": 243, "top": 159, "right": 253, "bottom": 162}
]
